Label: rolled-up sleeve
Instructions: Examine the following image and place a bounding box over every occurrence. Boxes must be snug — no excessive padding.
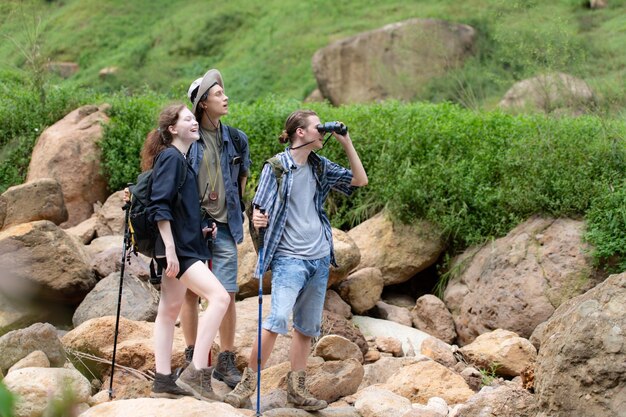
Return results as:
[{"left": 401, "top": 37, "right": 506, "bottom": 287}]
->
[
  {"left": 149, "top": 150, "right": 183, "bottom": 223},
  {"left": 323, "top": 158, "right": 355, "bottom": 197}
]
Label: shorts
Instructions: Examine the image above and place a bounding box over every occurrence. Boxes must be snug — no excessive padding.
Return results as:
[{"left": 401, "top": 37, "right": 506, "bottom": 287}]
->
[
  {"left": 155, "top": 256, "right": 204, "bottom": 279},
  {"left": 263, "top": 254, "right": 330, "bottom": 337},
  {"left": 209, "top": 222, "right": 239, "bottom": 293}
]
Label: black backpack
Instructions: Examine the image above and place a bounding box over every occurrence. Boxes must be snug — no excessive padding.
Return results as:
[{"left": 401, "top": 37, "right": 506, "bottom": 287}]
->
[{"left": 127, "top": 152, "right": 187, "bottom": 258}]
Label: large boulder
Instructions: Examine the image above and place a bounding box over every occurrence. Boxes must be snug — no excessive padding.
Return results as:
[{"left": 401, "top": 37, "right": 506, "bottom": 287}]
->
[
  {"left": 498, "top": 72, "right": 595, "bottom": 115},
  {"left": 0, "top": 220, "right": 96, "bottom": 304},
  {"left": 26, "top": 104, "right": 110, "bottom": 227},
  {"left": 0, "top": 178, "right": 67, "bottom": 230},
  {"left": 338, "top": 267, "right": 384, "bottom": 314},
  {"left": 81, "top": 397, "right": 244, "bottom": 417},
  {"left": 452, "top": 385, "right": 537, "bottom": 417},
  {"left": 444, "top": 216, "right": 594, "bottom": 345},
  {"left": 411, "top": 294, "right": 456, "bottom": 344},
  {"left": 348, "top": 212, "right": 444, "bottom": 286},
  {"left": 4, "top": 367, "right": 91, "bottom": 417},
  {"left": 352, "top": 315, "right": 431, "bottom": 355},
  {"left": 62, "top": 316, "right": 187, "bottom": 378},
  {"left": 312, "top": 18, "right": 476, "bottom": 105},
  {"left": 94, "top": 190, "right": 126, "bottom": 237},
  {"left": 0, "top": 291, "right": 48, "bottom": 337},
  {"left": 328, "top": 228, "right": 361, "bottom": 287},
  {"left": 0, "top": 322, "right": 66, "bottom": 374},
  {"left": 73, "top": 272, "right": 159, "bottom": 327},
  {"left": 534, "top": 272, "right": 626, "bottom": 417}
]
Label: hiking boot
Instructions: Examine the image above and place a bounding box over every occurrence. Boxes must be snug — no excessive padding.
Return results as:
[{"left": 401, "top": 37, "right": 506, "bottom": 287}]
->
[
  {"left": 223, "top": 367, "right": 257, "bottom": 408},
  {"left": 286, "top": 370, "right": 327, "bottom": 411},
  {"left": 175, "top": 363, "right": 222, "bottom": 402},
  {"left": 150, "top": 372, "right": 193, "bottom": 398},
  {"left": 213, "top": 351, "right": 242, "bottom": 388},
  {"left": 184, "top": 345, "right": 194, "bottom": 365}
]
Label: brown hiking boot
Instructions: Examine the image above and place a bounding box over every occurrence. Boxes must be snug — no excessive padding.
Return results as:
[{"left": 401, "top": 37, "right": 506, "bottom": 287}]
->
[
  {"left": 286, "top": 370, "right": 327, "bottom": 411},
  {"left": 175, "top": 363, "right": 222, "bottom": 402},
  {"left": 150, "top": 372, "right": 193, "bottom": 398},
  {"left": 213, "top": 351, "right": 242, "bottom": 389},
  {"left": 223, "top": 367, "right": 257, "bottom": 408}
]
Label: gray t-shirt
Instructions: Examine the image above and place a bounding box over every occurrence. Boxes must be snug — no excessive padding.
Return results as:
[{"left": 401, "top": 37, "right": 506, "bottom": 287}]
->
[{"left": 275, "top": 161, "right": 330, "bottom": 259}]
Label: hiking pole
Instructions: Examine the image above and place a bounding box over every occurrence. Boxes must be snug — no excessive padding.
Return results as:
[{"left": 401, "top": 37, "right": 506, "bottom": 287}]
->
[
  {"left": 109, "top": 192, "right": 132, "bottom": 400},
  {"left": 255, "top": 207, "right": 267, "bottom": 417}
]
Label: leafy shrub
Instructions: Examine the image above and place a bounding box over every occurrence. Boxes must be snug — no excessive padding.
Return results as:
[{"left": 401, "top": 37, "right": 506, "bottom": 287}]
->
[{"left": 585, "top": 181, "right": 626, "bottom": 273}]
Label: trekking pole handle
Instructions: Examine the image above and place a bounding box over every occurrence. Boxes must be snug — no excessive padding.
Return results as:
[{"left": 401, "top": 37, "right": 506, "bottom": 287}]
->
[{"left": 257, "top": 207, "right": 267, "bottom": 246}]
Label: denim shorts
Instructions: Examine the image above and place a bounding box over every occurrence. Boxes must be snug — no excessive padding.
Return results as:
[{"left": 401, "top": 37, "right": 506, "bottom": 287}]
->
[
  {"left": 263, "top": 254, "right": 330, "bottom": 337},
  {"left": 210, "top": 222, "right": 238, "bottom": 292}
]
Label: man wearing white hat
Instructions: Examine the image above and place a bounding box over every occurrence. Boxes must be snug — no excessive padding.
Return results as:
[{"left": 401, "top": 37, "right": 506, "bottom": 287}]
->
[{"left": 181, "top": 68, "right": 251, "bottom": 389}]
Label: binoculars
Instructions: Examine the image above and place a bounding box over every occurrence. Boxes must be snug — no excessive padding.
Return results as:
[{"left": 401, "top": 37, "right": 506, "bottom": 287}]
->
[{"left": 316, "top": 121, "right": 348, "bottom": 136}]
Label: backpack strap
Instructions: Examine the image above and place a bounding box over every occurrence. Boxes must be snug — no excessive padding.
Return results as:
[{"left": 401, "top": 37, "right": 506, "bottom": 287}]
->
[
  {"left": 266, "top": 156, "right": 287, "bottom": 202},
  {"left": 226, "top": 125, "right": 243, "bottom": 156}
]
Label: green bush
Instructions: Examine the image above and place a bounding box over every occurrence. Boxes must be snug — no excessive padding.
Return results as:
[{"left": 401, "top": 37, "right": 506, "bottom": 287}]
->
[{"left": 585, "top": 181, "right": 626, "bottom": 273}]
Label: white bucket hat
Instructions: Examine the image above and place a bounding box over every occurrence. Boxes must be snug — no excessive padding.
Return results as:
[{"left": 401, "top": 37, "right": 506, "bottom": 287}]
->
[{"left": 188, "top": 69, "right": 224, "bottom": 115}]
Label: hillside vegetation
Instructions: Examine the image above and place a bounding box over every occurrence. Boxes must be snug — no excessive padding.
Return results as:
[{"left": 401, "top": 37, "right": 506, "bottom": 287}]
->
[{"left": 1, "top": 0, "right": 625, "bottom": 108}]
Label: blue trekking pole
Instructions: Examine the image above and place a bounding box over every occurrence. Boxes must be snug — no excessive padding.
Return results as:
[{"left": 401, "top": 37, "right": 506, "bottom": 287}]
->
[{"left": 255, "top": 207, "right": 267, "bottom": 417}]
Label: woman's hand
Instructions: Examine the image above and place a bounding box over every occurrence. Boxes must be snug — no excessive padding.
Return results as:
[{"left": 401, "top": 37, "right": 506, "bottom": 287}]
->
[{"left": 165, "top": 244, "right": 179, "bottom": 278}]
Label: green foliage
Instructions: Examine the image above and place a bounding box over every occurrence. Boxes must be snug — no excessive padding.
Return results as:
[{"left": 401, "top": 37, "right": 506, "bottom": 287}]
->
[
  {"left": 1, "top": 0, "right": 624, "bottom": 111},
  {"left": 585, "top": 181, "right": 626, "bottom": 273},
  {"left": 479, "top": 362, "right": 501, "bottom": 387},
  {"left": 99, "top": 89, "right": 171, "bottom": 191},
  {"left": 0, "top": 381, "right": 16, "bottom": 417}
]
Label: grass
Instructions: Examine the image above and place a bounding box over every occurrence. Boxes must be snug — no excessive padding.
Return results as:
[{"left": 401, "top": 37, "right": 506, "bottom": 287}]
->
[{"left": 0, "top": 0, "right": 624, "bottom": 111}]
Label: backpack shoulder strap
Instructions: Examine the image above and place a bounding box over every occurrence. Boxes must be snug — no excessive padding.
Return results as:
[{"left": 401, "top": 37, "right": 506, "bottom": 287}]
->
[
  {"left": 265, "top": 156, "right": 287, "bottom": 202},
  {"left": 225, "top": 125, "right": 243, "bottom": 156}
]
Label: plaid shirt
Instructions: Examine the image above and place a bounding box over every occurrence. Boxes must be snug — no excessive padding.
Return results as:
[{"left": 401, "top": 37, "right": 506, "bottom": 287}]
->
[{"left": 252, "top": 148, "right": 355, "bottom": 277}]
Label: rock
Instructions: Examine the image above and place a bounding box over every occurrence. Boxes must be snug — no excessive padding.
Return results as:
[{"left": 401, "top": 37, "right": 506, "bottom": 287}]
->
[
  {"left": 98, "top": 66, "right": 119, "bottom": 79},
  {"left": 313, "top": 335, "right": 363, "bottom": 363},
  {"left": 91, "top": 247, "right": 151, "bottom": 281},
  {"left": 304, "top": 88, "right": 325, "bottom": 103},
  {"left": 451, "top": 385, "right": 536, "bottom": 417},
  {"left": 460, "top": 366, "right": 483, "bottom": 391},
  {"left": 382, "top": 360, "right": 474, "bottom": 404},
  {"left": 498, "top": 73, "right": 594, "bottom": 114},
  {"left": 0, "top": 290, "right": 48, "bottom": 337},
  {"left": 94, "top": 190, "right": 126, "bottom": 236},
  {"left": 0, "top": 322, "right": 66, "bottom": 374},
  {"left": 0, "top": 178, "right": 67, "bottom": 230},
  {"left": 374, "top": 301, "right": 412, "bottom": 327},
  {"left": 359, "top": 356, "right": 426, "bottom": 390},
  {"left": 411, "top": 295, "right": 456, "bottom": 344},
  {"left": 100, "top": 368, "right": 152, "bottom": 400},
  {"left": 62, "top": 316, "right": 187, "bottom": 378},
  {"left": 354, "top": 386, "right": 412, "bottom": 417},
  {"left": 348, "top": 212, "right": 444, "bottom": 286},
  {"left": 375, "top": 336, "right": 403, "bottom": 357},
  {"left": 338, "top": 267, "right": 383, "bottom": 314},
  {"left": 84, "top": 235, "right": 123, "bottom": 258},
  {"left": 420, "top": 337, "right": 457, "bottom": 368},
  {"left": 4, "top": 367, "right": 91, "bottom": 417},
  {"left": 534, "top": 272, "right": 626, "bottom": 417},
  {"left": 7, "top": 350, "right": 50, "bottom": 374},
  {"left": 235, "top": 219, "right": 272, "bottom": 298},
  {"left": 65, "top": 216, "right": 97, "bottom": 244},
  {"left": 0, "top": 220, "right": 96, "bottom": 303},
  {"left": 73, "top": 272, "right": 159, "bottom": 327},
  {"left": 328, "top": 228, "right": 361, "bottom": 288},
  {"left": 444, "top": 216, "right": 594, "bottom": 345},
  {"left": 81, "top": 397, "right": 244, "bottom": 417},
  {"left": 312, "top": 19, "right": 476, "bottom": 105},
  {"left": 26, "top": 104, "right": 110, "bottom": 227},
  {"left": 459, "top": 329, "right": 537, "bottom": 377},
  {"left": 46, "top": 61, "right": 79, "bottom": 78},
  {"left": 324, "top": 289, "right": 352, "bottom": 319},
  {"left": 363, "top": 349, "right": 381, "bottom": 363},
  {"left": 352, "top": 315, "right": 431, "bottom": 355},
  {"left": 260, "top": 358, "right": 364, "bottom": 404},
  {"left": 322, "top": 311, "right": 369, "bottom": 356},
  {"left": 589, "top": 0, "right": 608, "bottom": 8},
  {"left": 403, "top": 397, "right": 449, "bottom": 417}
]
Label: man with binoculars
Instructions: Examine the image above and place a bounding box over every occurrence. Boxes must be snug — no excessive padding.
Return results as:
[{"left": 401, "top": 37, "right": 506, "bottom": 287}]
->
[{"left": 224, "top": 109, "right": 367, "bottom": 411}]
